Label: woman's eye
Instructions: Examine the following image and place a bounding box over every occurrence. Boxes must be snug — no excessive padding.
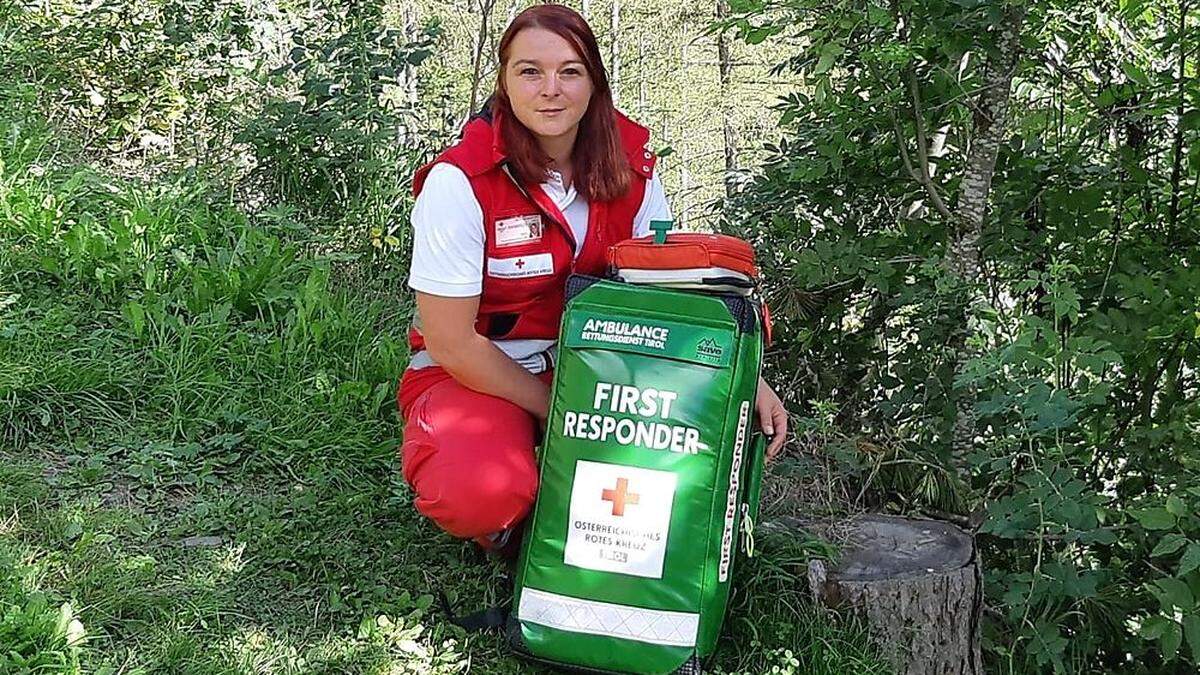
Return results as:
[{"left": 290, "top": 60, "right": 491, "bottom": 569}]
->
[
  {"left": 562, "top": 68, "right": 581, "bottom": 76},
  {"left": 521, "top": 67, "right": 538, "bottom": 76}
]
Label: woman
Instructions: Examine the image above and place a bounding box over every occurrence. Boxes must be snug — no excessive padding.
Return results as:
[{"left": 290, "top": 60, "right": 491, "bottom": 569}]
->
[{"left": 398, "top": 4, "right": 787, "bottom": 557}]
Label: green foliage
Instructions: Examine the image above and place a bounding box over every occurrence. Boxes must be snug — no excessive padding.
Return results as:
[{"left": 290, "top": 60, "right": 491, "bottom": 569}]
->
[
  {"left": 4, "top": 0, "right": 428, "bottom": 284},
  {"left": 0, "top": 94, "right": 466, "bottom": 671},
  {"left": 5, "top": 0, "right": 261, "bottom": 155},
  {"left": 240, "top": 0, "right": 434, "bottom": 238},
  {"left": 722, "top": 0, "right": 1199, "bottom": 672},
  {"left": 0, "top": 543, "right": 83, "bottom": 674}
]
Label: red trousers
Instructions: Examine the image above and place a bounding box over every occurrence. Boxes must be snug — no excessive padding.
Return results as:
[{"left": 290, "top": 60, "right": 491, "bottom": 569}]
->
[{"left": 398, "top": 367, "right": 552, "bottom": 547}]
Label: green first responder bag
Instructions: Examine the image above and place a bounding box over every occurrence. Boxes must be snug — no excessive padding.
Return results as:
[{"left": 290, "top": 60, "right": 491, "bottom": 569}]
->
[{"left": 507, "top": 233, "right": 769, "bottom": 674}]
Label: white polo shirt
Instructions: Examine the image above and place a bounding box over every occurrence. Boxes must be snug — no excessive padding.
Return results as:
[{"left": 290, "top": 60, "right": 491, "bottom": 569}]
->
[{"left": 407, "top": 163, "right": 672, "bottom": 372}]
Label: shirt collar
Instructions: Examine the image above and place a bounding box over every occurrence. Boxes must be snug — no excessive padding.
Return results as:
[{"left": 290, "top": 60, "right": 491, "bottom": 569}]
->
[{"left": 541, "top": 169, "right": 579, "bottom": 210}]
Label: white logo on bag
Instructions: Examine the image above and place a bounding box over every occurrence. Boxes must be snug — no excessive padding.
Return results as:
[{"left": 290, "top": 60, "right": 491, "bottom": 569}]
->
[
  {"left": 718, "top": 401, "right": 751, "bottom": 582},
  {"left": 487, "top": 253, "right": 553, "bottom": 278},
  {"left": 495, "top": 214, "right": 543, "bottom": 247},
  {"left": 564, "top": 460, "right": 677, "bottom": 579},
  {"left": 580, "top": 318, "right": 669, "bottom": 349}
]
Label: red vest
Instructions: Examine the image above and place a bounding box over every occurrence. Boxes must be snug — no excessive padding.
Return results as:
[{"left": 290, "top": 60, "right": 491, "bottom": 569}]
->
[{"left": 407, "top": 109, "right": 657, "bottom": 355}]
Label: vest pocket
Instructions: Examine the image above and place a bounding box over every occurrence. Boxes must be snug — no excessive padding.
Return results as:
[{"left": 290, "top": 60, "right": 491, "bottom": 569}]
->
[{"left": 483, "top": 313, "right": 520, "bottom": 338}]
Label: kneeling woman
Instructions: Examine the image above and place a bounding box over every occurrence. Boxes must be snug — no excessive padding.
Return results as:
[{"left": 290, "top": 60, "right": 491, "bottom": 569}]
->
[{"left": 398, "top": 4, "right": 787, "bottom": 556}]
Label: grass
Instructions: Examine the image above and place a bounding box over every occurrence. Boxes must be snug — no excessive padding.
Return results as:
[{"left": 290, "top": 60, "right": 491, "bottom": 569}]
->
[{"left": 0, "top": 108, "right": 887, "bottom": 674}]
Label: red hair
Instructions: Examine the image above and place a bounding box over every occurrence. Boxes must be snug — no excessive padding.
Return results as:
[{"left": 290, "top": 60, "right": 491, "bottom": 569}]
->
[{"left": 493, "top": 4, "right": 630, "bottom": 203}]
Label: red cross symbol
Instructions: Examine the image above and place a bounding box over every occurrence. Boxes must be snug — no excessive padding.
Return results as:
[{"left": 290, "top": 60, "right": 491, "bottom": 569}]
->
[
  {"left": 601, "top": 478, "right": 640, "bottom": 516},
  {"left": 515, "top": 259, "right": 526, "bottom": 269}
]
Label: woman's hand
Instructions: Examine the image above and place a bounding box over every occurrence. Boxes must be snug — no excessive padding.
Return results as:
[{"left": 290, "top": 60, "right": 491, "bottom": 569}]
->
[{"left": 755, "top": 376, "right": 788, "bottom": 459}]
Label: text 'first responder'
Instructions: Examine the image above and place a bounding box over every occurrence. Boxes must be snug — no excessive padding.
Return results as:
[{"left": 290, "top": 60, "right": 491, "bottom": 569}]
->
[{"left": 561, "top": 382, "right": 707, "bottom": 454}]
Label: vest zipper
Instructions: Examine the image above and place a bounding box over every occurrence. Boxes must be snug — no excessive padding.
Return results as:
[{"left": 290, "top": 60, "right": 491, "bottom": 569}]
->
[{"left": 501, "top": 163, "right": 579, "bottom": 274}]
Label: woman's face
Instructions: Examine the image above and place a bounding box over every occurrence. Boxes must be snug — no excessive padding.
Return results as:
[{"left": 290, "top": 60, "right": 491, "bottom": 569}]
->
[{"left": 503, "top": 27, "right": 593, "bottom": 148}]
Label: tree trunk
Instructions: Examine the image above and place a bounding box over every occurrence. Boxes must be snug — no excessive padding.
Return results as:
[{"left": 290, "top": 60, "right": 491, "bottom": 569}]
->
[
  {"left": 609, "top": 0, "right": 621, "bottom": 105},
  {"left": 679, "top": 42, "right": 690, "bottom": 228},
  {"left": 398, "top": 3, "right": 420, "bottom": 146},
  {"left": 582, "top": 0, "right": 591, "bottom": 20},
  {"left": 947, "top": 5, "right": 1026, "bottom": 475},
  {"left": 1166, "top": 0, "right": 1190, "bottom": 239},
  {"left": 805, "top": 515, "right": 983, "bottom": 675},
  {"left": 716, "top": 0, "right": 736, "bottom": 198},
  {"left": 467, "top": 0, "right": 497, "bottom": 120},
  {"left": 638, "top": 30, "right": 647, "bottom": 117},
  {"left": 404, "top": 6, "right": 419, "bottom": 107},
  {"left": 950, "top": 6, "right": 1025, "bottom": 280}
]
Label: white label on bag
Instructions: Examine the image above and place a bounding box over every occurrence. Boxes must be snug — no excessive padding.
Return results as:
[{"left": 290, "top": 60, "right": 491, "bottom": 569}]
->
[
  {"left": 719, "top": 400, "right": 751, "bottom": 582},
  {"left": 486, "top": 253, "right": 554, "bottom": 279},
  {"left": 563, "top": 460, "right": 677, "bottom": 578},
  {"left": 495, "top": 214, "right": 543, "bottom": 247}
]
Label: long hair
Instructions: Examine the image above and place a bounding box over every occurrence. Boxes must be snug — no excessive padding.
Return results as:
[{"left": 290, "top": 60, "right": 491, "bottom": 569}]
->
[{"left": 492, "top": 4, "right": 631, "bottom": 203}]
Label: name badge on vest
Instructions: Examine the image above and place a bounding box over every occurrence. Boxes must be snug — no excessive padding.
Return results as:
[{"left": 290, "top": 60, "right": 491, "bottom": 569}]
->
[{"left": 495, "top": 214, "right": 544, "bottom": 248}]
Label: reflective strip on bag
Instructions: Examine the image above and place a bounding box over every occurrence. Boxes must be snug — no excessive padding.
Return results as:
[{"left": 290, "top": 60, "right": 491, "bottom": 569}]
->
[{"left": 518, "top": 587, "right": 699, "bottom": 647}]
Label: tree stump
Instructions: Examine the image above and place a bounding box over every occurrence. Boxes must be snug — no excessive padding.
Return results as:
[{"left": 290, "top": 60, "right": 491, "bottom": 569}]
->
[{"left": 805, "top": 514, "right": 983, "bottom": 675}]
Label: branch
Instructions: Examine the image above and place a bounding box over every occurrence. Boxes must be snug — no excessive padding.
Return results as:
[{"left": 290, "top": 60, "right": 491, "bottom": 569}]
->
[
  {"left": 1095, "top": 179, "right": 1126, "bottom": 311},
  {"left": 907, "top": 71, "right": 934, "bottom": 176},
  {"left": 908, "top": 70, "right": 960, "bottom": 221},
  {"left": 891, "top": 111, "right": 957, "bottom": 222},
  {"left": 883, "top": 0, "right": 956, "bottom": 223},
  {"left": 918, "top": 506, "right": 972, "bottom": 528}
]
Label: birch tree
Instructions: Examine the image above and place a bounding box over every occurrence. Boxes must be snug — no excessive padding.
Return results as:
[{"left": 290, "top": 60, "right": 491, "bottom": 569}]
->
[{"left": 946, "top": 4, "right": 1027, "bottom": 474}]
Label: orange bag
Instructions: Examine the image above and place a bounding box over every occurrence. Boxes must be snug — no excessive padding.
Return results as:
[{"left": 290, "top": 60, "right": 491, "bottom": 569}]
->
[{"left": 607, "top": 233, "right": 759, "bottom": 295}]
